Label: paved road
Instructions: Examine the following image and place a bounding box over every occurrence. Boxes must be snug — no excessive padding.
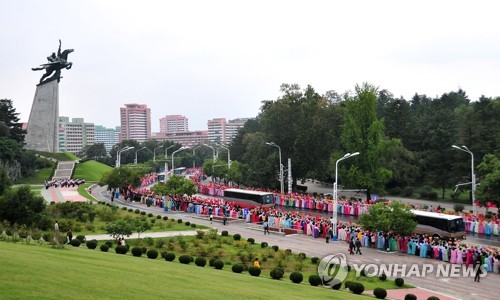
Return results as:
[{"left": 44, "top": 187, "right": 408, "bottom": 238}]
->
[{"left": 91, "top": 185, "right": 499, "bottom": 300}]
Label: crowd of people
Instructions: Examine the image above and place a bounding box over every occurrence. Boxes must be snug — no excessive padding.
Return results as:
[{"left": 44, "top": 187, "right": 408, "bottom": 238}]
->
[{"left": 44, "top": 178, "right": 85, "bottom": 189}]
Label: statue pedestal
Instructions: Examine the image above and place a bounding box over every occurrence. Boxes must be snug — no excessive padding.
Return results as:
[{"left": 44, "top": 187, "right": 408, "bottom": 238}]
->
[{"left": 24, "top": 80, "right": 59, "bottom": 152}]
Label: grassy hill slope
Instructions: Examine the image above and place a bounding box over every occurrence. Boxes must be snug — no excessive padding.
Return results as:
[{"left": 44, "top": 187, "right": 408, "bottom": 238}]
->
[
  {"left": 73, "top": 160, "right": 112, "bottom": 182},
  {"left": 0, "top": 242, "right": 363, "bottom": 300}
]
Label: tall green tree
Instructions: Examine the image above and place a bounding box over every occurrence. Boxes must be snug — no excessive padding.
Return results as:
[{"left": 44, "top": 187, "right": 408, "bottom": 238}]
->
[
  {"left": 359, "top": 201, "right": 417, "bottom": 236},
  {"left": 0, "top": 99, "right": 25, "bottom": 143},
  {"left": 339, "top": 83, "right": 392, "bottom": 199},
  {"left": 0, "top": 186, "right": 46, "bottom": 226},
  {"left": 151, "top": 175, "right": 197, "bottom": 196},
  {"left": 476, "top": 153, "right": 500, "bottom": 208}
]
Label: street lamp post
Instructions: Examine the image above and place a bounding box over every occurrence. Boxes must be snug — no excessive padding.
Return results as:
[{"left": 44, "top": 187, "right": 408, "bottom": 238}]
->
[
  {"left": 452, "top": 145, "right": 476, "bottom": 214},
  {"left": 193, "top": 146, "right": 201, "bottom": 168},
  {"left": 116, "top": 146, "right": 134, "bottom": 168},
  {"left": 165, "top": 145, "right": 174, "bottom": 159},
  {"left": 332, "top": 152, "right": 360, "bottom": 240},
  {"left": 217, "top": 144, "right": 231, "bottom": 168},
  {"left": 266, "top": 142, "right": 284, "bottom": 195},
  {"left": 153, "top": 146, "right": 163, "bottom": 162},
  {"left": 134, "top": 147, "right": 146, "bottom": 164},
  {"left": 172, "top": 147, "right": 187, "bottom": 172},
  {"left": 203, "top": 143, "right": 216, "bottom": 173}
]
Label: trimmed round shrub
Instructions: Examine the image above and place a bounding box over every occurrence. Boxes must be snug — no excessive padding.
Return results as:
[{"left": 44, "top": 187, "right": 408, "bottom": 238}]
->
[
  {"left": 179, "top": 255, "right": 192, "bottom": 264},
  {"left": 427, "top": 297, "right": 440, "bottom": 300},
  {"left": 404, "top": 294, "right": 417, "bottom": 300},
  {"left": 105, "top": 241, "right": 113, "bottom": 248},
  {"left": 191, "top": 223, "right": 196, "bottom": 228},
  {"left": 248, "top": 266, "right": 261, "bottom": 276},
  {"left": 134, "top": 209, "right": 140, "bottom": 214},
  {"left": 76, "top": 235, "right": 86, "bottom": 243},
  {"left": 70, "top": 239, "right": 81, "bottom": 247},
  {"left": 115, "top": 245, "right": 128, "bottom": 254},
  {"left": 360, "top": 269, "right": 367, "bottom": 277},
  {"left": 374, "top": 288, "right": 387, "bottom": 299},
  {"left": 163, "top": 216, "right": 169, "bottom": 221},
  {"left": 308, "top": 274, "right": 321, "bottom": 286},
  {"left": 164, "top": 252, "right": 175, "bottom": 261},
  {"left": 261, "top": 242, "right": 268, "bottom": 248},
  {"left": 247, "top": 238, "right": 255, "bottom": 244},
  {"left": 140, "top": 211, "right": 146, "bottom": 215},
  {"left": 156, "top": 215, "right": 161, "bottom": 219},
  {"left": 148, "top": 213, "right": 153, "bottom": 217},
  {"left": 298, "top": 252, "right": 306, "bottom": 259},
  {"left": 86, "top": 240, "right": 98, "bottom": 249},
  {"left": 121, "top": 206, "right": 127, "bottom": 210},
  {"left": 195, "top": 257, "right": 207, "bottom": 267},
  {"left": 132, "top": 247, "right": 143, "bottom": 257},
  {"left": 221, "top": 230, "right": 229, "bottom": 236},
  {"left": 285, "top": 249, "right": 292, "bottom": 255},
  {"left": 177, "top": 219, "right": 183, "bottom": 224},
  {"left": 270, "top": 268, "right": 284, "bottom": 280},
  {"left": 147, "top": 249, "right": 159, "bottom": 259},
  {"left": 161, "top": 251, "right": 168, "bottom": 259},
  {"left": 141, "top": 247, "right": 148, "bottom": 254},
  {"left": 213, "top": 259, "right": 224, "bottom": 270},
  {"left": 185, "top": 221, "right": 191, "bottom": 226},
  {"left": 232, "top": 264, "right": 244, "bottom": 273},
  {"left": 233, "top": 234, "right": 241, "bottom": 241},
  {"left": 290, "top": 272, "right": 303, "bottom": 284},
  {"left": 350, "top": 282, "right": 365, "bottom": 295},
  {"left": 100, "top": 244, "right": 109, "bottom": 252},
  {"left": 208, "top": 258, "right": 216, "bottom": 267},
  {"left": 128, "top": 208, "right": 133, "bottom": 212},
  {"left": 311, "top": 257, "right": 320, "bottom": 264},
  {"left": 272, "top": 245, "right": 279, "bottom": 252},
  {"left": 344, "top": 281, "right": 353, "bottom": 289},
  {"left": 379, "top": 273, "right": 387, "bottom": 281},
  {"left": 331, "top": 280, "right": 342, "bottom": 290},
  {"left": 395, "top": 277, "right": 404, "bottom": 287}
]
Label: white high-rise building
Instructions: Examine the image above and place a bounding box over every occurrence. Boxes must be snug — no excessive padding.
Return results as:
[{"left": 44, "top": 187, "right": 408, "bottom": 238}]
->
[
  {"left": 58, "top": 117, "right": 95, "bottom": 154},
  {"left": 207, "top": 118, "right": 249, "bottom": 145},
  {"left": 95, "top": 125, "right": 121, "bottom": 153},
  {"left": 120, "top": 103, "right": 151, "bottom": 142}
]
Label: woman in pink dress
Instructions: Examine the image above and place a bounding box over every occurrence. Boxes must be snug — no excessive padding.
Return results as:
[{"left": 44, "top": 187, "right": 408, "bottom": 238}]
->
[{"left": 450, "top": 248, "right": 456, "bottom": 264}]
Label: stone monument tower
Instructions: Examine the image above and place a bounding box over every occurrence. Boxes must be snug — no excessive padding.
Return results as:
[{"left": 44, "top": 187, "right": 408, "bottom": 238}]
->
[{"left": 25, "top": 40, "right": 74, "bottom": 152}]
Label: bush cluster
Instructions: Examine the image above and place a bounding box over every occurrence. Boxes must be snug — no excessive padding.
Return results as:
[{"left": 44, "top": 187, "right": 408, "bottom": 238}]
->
[
  {"left": 177, "top": 219, "right": 183, "bottom": 224},
  {"left": 289, "top": 272, "right": 303, "bottom": 284},
  {"left": 213, "top": 259, "right": 224, "bottom": 270},
  {"left": 191, "top": 223, "right": 196, "bottom": 228},
  {"left": 244, "top": 265, "right": 259, "bottom": 276},
  {"left": 179, "top": 255, "right": 192, "bottom": 264},
  {"left": 134, "top": 209, "right": 140, "bottom": 214},
  {"left": 140, "top": 211, "right": 146, "bottom": 215},
  {"left": 163, "top": 216, "right": 168, "bottom": 221},
  {"left": 105, "top": 241, "right": 113, "bottom": 248},
  {"left": 100, "top": 244, "right": 109, "bottom": 252},
  {"left": 115, "top": 245, "right": 128, "bottom": 254},
  {"left": 379, "top": 273, "right": 387, "bottom": 281},
  {"left": 298, "top": 252, "right": 306, "bottom": 259},
  {"left": 132, "top": 247, "right": 142, "bottom": 257},
  {"left": 147, "top": 249, "right": 158, "bottom": 259},
  {"left": 349, "top": 282, "right": 365, "bottom": 294},
  {"left": 194, "top": 256, "right": 206, "bottom": 267},
  {"left": 185, "top": 222, "right": 191, "bottom": 226},
  {"left": 261, "top": 242, "right": 268, "bottom": 248},
  {"left": 247, "top": 238, "right": 255, "bottom": 244},
  {"left": 311, "top": 257, "right": 320, "bottom": 264},
  {"left": 373, "top": 288, "right": 387, "bottom": 299},
  {"left": 270, "top": 268, "right": 284, "bottom": 280},
  {"left": 70, "top": 239, "right": 81, "bottom": 247},
  {"left": 148, "top": 213, "right": 153, "bottom": 217},
  {"left": 308, "top": 275, "right": 321, "bottom": 286},
  {"left": 272, "top": 245, "right": 279, "bottom": 252},
  {"left": 233, "top": 234, "right": 241, "bottom": 241},
  {"left": 404, "top": 295, "right": 417, "bottom": 300},
  {"left": 427, "top": 297, "right": 440, "bottom": 300},
  {"left": 164, "top": 252, "right": 175, "bottom": 261},
  {"left": 76, "top": 235, "right": 86, "bottom": 243},
  {"left": 86, "top": 240, "right": 98, "bottom": 249},
  {"left": 331, "top": 280, "right": 342, "bottom": 290},
  {"left": 232, "top": 264, "right": 244, "bottom": 273},
  {"left": 395, "top": 277, "right": 404, "bottom": 287},
  {"left": 221, "top": 230, "right": 229, "bottom": 236}
]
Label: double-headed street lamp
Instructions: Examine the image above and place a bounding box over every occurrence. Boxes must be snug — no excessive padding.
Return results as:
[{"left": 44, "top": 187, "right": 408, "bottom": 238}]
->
[
  {"left": 153, "top": 146, "right": 163, "bottom": 162},
  {"left": 452, "top": 145, "right": 476, "bottom": 214},
  {"left": 216, "top": 144, "right": 231, "bottom": 168},
  {"left": 266, "top": 142, "right": 284, "bottom": 195},
  {"left": 332, "top": 152, "right": 360, "bottom": 239},
  {"left": 134, "top": 147, "right": 146, "bottom": 164},
  {"left": 172, "top": 147, "right": 188, "bottom": 172},
  {"left": 116, "top": 146, "right": 134, "bottom": 168},
  {"left": 193, "top": 145, "right": 202, "bottom": 168}
]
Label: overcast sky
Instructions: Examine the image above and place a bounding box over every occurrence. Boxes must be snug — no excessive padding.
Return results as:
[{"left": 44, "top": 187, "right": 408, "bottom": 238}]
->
[{"left": 1, "top": 1, "right": 499, "bottom": 131}]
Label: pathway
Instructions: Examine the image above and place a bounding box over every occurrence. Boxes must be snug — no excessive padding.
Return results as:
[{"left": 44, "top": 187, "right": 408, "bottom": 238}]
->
[{"left": 53, "top": 161, "right": 74, "bottom": 180}]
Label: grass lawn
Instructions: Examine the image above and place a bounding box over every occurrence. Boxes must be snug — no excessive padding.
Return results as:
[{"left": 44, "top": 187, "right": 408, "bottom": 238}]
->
[
  {"left": 73, "top": 160, "right": 112, "bottom": 182},
  {"left": 77, "top": 183, "right": 95, "bottom": 201},
  {"left": 0, "top": 242, "right": 365, "bottom": 300},
  {"left": 15, "top": 166, "right": 54, "bottom": 184}
]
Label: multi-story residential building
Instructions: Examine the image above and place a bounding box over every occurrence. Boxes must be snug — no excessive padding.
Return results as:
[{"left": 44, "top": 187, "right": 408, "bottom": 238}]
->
[
  {"left": 207, "top": 118, "right": 249, "bottom": 145},
  {"left": 159, "top": 115, "right": 189, "bottom": 133},
  {"left": 95, "top": 125, "right": 121, "bottom": 153},
  {"left": 58, "top": 117, "right": 95, "bottom": 154},
  {"left": 120, "top": 103, "right": 151, "bottom": 142},
  {"left": 150, "top": 130, "right": 208, "bottom": 148}
]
